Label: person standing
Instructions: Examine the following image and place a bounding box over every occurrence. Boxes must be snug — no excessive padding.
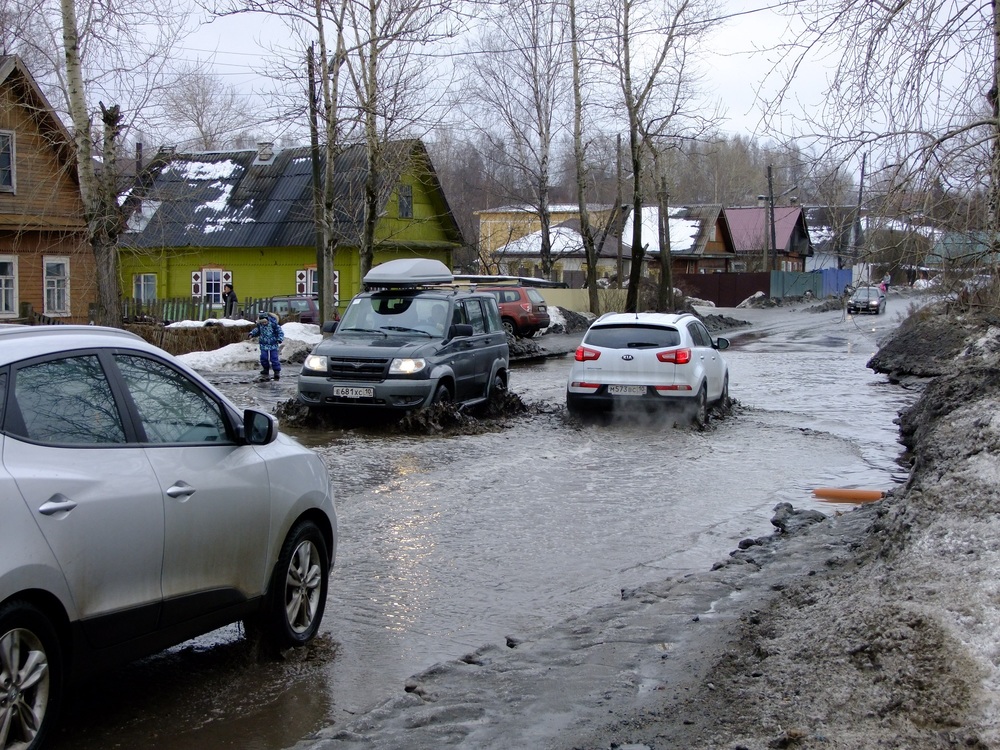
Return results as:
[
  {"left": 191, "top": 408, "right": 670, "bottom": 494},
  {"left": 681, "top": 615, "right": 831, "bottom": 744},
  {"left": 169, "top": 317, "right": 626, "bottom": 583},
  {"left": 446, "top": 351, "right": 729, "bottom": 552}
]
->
[
  {"left": 222, "top": 283, "right": 239, "bottom": 319},
  {"left": 249, "top": 311, "right": 284, "bottom": 381}
]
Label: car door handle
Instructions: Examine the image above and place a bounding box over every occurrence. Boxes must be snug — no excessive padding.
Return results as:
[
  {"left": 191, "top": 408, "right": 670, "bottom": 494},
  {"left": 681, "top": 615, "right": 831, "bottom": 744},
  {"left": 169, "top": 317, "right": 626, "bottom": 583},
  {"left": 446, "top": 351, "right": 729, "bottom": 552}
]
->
[
  {"left": 38, "top": 496, "right": 78, "bottom": 516},
  {"left": 166, "top": 481, "right": 197, "bottom": 499}
]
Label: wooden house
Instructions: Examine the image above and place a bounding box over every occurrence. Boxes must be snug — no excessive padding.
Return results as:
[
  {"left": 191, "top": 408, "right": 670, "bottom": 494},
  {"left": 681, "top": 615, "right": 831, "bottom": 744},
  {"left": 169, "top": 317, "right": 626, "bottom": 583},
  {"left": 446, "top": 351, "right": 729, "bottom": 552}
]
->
[
  {"left": 476, "top": 203, "right": 619, "bottom": 259},
  {"left": 725, "top": 205, "right": 813, "bottom": 272},
  {"left": 119, "top": 139, "right": 464, "bottom": 315},
  {"left": 0, "top": 55, "right": 96, "bottom": 323},
  {"left": 622, "top": 205, "right": 735, "bottom": 277},
  {"left": 493, "top": 204, "right": 734, "bottom": 287}
]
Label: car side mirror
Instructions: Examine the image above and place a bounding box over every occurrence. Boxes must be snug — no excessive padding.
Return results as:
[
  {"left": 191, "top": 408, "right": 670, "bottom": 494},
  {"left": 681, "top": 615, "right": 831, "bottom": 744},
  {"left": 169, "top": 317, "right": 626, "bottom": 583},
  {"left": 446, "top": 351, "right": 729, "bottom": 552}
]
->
[
  {"left": 322, "top": 320, "right": 339, "bottom": 334},
  {"left": 243, "top": 409, "right": 276, "bottom": 445},
  {"left": 714, "top": 337, "right": 730, "bottom": 350},
  {"left": 449, "top": 323, "right": 474, "bottom": 339}
]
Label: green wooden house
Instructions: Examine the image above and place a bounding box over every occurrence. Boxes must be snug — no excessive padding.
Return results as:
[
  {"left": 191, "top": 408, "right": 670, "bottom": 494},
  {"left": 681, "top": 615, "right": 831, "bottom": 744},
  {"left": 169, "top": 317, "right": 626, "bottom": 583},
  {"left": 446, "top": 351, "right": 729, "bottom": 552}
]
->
[{"left": 119, "top": 139, "right": 464, "bottom": 316}]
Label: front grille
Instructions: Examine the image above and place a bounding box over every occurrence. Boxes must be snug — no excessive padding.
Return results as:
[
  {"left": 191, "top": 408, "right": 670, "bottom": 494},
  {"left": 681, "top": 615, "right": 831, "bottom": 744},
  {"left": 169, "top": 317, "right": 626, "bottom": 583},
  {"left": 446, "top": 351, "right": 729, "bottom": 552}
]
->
[{"left": 326, "top": 356, "right": 390, "bottom": 381}]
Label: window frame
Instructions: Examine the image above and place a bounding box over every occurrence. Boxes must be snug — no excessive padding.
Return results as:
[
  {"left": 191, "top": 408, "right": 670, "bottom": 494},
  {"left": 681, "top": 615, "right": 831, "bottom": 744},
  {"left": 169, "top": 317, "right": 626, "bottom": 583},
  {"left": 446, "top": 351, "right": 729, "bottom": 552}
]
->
[
  {"left": 43, "top": 256, "right": 70, "bottom": 317},
  {"left": 0, "top": 131, "right": 15, "bottom": 193},
  {"left": 133, "top": 273, "right": 157, "bottom": 302},
  {"left": 398, "top": 184, "right": 413, "bottom": 219},
  {"left": 0, "top": 255, "right": 18, "bottom": 317}
]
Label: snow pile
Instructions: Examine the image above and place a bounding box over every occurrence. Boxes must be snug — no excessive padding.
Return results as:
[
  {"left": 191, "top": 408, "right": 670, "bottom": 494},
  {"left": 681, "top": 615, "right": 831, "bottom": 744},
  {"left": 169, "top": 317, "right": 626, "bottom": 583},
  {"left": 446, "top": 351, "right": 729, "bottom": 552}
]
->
[
  {"left": 167, "top": 318, "right": 253, "bottom": 329},
  {"left": 176, "top": 321, "right": 322, "bottom": 372}
]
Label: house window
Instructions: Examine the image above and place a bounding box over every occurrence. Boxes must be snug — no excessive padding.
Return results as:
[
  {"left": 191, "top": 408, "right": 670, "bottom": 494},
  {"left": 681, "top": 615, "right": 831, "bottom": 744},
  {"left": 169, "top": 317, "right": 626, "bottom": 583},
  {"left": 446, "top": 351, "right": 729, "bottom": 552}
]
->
[
  {"left": 0, "top": 256, "right": 17, "bottom": 316},
  {"left": 134, "top": 273, "right": 157, "bottom": 301},
  {"left": 44, "top": 257, "right": 69, "bottom": 316},
  {"left": 398, "top": 184, "right": 413, "bottom": 219},
  {"left": 0, "top": 131, "right": 14, "bottom": 192}
]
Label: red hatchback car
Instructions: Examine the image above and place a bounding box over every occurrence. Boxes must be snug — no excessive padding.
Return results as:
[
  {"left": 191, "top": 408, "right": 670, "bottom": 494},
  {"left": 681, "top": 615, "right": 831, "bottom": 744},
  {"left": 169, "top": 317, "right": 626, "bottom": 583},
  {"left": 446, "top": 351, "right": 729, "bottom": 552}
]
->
[{"left": 478, "top": 286, "right": 551, "bottom": 337}]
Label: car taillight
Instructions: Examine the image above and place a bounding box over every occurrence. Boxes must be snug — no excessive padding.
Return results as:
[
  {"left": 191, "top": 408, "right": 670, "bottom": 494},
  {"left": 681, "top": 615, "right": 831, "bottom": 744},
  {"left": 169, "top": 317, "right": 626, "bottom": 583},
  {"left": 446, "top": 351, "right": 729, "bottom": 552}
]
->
[
  {"left": 656, "top": 348, "right": 691, "bottom": 364},
  {"left": 520, "top": 302, "right": 532, "bottom": 312},
  {"left": 575, "top": 346, "right": 601, "bottom": 362}
]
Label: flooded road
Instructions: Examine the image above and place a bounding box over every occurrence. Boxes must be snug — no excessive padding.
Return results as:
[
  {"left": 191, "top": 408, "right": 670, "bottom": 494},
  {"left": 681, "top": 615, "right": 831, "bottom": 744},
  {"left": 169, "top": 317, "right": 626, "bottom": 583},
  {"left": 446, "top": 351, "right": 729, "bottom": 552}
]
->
[{"left": 50, "top": 298, "right": 918, "bottom": 750}]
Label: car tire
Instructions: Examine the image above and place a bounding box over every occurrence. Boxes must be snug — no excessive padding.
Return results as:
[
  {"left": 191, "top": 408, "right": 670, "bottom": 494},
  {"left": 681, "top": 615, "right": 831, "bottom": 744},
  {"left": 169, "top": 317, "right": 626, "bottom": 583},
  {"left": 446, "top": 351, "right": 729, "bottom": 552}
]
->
[
  {"left": 718, "top": 374, "right": 729, "bottom": 406},
  {"left": 433, "top": 383, "right": 452, "bottom": 404},
  {"left": 488, "top": 372, "right": 506, "bottom": 401},
  {"left": 693, "top": 383, "right": 708, "bottom": 427},
  {"left": 258, "top": 520, "right": 329, "bottom": 650},
  {"left": 501, "top": 318, "right": 517, "bottom": 337},
  {"left": 0, "top": 600, "right": 62, "bottom": 750}
]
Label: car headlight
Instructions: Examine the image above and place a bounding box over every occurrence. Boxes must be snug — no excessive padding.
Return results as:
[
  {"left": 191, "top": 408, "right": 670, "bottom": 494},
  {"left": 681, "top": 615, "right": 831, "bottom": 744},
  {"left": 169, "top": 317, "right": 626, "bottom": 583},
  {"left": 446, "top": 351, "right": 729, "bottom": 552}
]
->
[
  {"left": 303, "top": 354, "right": 328, "bottom": 371},
  {"left": 390, "top": 357, "right": 426, "bottom": 374}
]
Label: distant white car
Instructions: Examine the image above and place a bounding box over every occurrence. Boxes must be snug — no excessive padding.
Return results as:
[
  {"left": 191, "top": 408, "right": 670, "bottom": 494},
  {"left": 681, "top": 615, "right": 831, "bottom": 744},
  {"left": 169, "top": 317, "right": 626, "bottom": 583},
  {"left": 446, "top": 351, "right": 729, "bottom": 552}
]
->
[
  {"left": 566, "top": 312, "right": 731, "bottom": 424},
  {"left": 0, "top": 325, "right": 337, "bottom": 749}
]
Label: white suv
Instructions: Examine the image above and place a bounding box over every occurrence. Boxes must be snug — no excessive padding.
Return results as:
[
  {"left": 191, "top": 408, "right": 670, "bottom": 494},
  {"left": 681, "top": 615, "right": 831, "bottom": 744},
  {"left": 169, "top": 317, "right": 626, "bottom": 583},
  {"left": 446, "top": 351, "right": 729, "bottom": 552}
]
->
[
  {"left": 566, "top": 312, "right": 731, "bottom": 423},
  {"left": 0, "top": 325, "right": 337, "bottom": 749}
]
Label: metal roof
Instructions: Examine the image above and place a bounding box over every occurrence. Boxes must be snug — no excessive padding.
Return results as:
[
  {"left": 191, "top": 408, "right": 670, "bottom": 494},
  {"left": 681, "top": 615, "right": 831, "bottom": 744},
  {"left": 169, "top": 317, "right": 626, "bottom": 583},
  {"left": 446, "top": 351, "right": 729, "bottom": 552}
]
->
[
  {"left": 120, "top": 139, "right": 459, "bottom": 250},
  {"left": 725, "top": 206, "right": 806, "bottom": 254}
]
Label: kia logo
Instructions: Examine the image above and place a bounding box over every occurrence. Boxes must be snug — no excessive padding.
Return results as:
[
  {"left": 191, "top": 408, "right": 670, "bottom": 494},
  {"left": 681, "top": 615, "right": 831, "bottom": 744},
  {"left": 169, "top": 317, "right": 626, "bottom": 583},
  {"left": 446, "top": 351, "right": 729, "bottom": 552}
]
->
[{"left": 621, "top": 354, "right": 634, "bottom": 361}]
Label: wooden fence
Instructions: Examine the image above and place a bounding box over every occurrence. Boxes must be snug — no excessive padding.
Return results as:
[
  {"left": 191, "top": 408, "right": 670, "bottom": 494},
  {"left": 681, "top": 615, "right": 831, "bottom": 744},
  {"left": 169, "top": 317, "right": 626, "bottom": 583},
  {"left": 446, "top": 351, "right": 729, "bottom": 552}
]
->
[{"left": 120, "top": 296, "right": 275, "bottom": 324}]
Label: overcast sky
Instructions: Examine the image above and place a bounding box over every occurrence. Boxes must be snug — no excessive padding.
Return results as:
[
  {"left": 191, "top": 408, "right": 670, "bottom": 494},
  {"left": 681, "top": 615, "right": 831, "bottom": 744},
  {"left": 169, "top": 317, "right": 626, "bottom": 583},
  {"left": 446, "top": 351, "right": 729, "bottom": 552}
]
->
[{"left": 171, "top": 0, "right": 815, "bottom": 144}]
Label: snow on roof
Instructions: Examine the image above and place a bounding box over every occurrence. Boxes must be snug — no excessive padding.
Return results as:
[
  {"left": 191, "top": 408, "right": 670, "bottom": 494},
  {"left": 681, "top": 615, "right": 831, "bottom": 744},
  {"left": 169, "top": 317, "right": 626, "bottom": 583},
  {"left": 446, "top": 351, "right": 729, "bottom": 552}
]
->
[
  {"left": 167, "top": 159, "right": 244, "bottom": 182},
  {"left": 126, "top": 200, "right": 162, "bottom": 233},
  {"left": 499, "top": 224, "right": 585, "bottom": 255},
  {"left": 620, "top": 207, "right": 700, "bottom": 255}
]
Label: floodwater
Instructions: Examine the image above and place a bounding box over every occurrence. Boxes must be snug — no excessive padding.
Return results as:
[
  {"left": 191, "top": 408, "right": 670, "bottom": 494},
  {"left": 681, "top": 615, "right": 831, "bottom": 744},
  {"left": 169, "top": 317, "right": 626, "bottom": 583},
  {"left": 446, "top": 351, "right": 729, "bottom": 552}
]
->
[{"left": 50, "top": 298, "right": 917, "bottom": 750}]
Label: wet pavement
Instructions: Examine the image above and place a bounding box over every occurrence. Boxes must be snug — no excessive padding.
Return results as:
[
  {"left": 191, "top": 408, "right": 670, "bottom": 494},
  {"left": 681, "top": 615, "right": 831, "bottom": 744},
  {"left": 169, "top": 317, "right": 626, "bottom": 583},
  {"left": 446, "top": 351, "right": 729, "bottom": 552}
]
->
[{"left": 49, "top": 296, "right": 918, "bottom": 750}]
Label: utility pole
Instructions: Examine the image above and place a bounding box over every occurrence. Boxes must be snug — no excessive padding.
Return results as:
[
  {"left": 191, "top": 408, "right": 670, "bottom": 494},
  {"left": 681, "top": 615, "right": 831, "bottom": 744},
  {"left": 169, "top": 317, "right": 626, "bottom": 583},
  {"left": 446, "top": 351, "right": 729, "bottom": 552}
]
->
[
  {"left": 307, "top": 45, "right": 326, "bottom": 321},
  {"left": 851, "top": 152, "right": 866, "bottom": 271},
  {"left": 768, "top": 165, "right": 778, "bottom": 271}
]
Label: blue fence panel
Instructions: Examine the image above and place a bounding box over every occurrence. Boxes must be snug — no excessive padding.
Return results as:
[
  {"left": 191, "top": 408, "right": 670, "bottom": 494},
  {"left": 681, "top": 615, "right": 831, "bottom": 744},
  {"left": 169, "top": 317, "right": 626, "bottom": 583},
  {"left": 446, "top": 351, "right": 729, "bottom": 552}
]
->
[{"left": 769, "top": 269, "right": 852, "bottom": 299}]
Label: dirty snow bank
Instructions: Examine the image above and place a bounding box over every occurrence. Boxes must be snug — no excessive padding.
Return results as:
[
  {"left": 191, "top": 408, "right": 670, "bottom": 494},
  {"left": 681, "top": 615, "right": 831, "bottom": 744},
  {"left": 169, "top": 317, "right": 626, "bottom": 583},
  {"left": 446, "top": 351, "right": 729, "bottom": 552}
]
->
[{"left": 293, "top": 306, "right": 1000, "bottom": 750}]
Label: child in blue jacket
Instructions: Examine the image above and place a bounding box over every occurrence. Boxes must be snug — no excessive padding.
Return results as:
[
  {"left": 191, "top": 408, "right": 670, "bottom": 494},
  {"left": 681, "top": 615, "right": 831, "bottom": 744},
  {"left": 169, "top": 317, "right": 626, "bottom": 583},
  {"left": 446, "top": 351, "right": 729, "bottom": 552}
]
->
[{"left": 249, "top": 311, "right": 284, "bottom": 381}]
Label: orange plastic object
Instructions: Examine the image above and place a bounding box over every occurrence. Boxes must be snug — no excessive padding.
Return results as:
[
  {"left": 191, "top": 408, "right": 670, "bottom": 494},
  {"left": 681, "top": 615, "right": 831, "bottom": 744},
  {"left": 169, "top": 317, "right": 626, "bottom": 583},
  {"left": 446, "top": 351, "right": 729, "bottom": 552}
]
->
[{"left": 812, "top": 487, "right": 886, "bottom": 503}]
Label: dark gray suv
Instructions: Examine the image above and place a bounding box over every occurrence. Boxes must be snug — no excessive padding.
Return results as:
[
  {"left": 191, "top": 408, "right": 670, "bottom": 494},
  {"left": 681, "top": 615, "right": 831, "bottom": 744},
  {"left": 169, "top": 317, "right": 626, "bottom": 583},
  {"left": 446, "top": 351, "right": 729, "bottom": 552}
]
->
[{"left": 297, "top": 259, "right": 509, "bottom": 411}]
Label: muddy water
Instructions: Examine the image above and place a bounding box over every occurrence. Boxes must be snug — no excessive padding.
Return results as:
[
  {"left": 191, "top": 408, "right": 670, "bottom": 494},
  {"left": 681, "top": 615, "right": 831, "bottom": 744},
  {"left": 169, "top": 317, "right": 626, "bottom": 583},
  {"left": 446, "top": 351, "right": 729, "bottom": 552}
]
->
[{"left": 50, "top": 301, "right": 917, "bottom": 750}]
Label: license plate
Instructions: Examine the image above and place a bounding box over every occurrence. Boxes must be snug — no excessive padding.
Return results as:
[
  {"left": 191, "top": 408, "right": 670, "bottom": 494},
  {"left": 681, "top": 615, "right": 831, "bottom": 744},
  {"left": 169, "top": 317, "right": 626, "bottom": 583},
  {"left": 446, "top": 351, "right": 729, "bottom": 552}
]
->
[
  {"left": 332, "top": 386, "right": 374, "bottom": 399},
  {"left": 608, "top": 385, "right": 646, "bottom": 396}
]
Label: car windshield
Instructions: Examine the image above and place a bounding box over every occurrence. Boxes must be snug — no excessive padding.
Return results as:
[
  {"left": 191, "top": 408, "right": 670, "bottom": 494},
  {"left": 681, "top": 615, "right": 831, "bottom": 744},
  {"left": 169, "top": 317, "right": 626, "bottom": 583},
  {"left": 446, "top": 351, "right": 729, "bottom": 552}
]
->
[
  {"left": 338, "top": 294, "right": 449, "bottom": 337},
  {"left": 584, "top": 324, "right": 681, "bottom": 349},
  {"left": 852, "top": 288, "right": 880, "bottom": 301}
]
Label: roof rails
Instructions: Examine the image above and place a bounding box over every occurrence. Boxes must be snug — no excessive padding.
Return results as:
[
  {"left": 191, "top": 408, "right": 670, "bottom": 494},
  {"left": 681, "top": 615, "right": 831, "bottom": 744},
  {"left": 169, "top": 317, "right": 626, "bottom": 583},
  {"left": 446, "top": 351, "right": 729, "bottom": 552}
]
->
[{"left": 453, "top": 274, "right": 568, "bottom": 289}]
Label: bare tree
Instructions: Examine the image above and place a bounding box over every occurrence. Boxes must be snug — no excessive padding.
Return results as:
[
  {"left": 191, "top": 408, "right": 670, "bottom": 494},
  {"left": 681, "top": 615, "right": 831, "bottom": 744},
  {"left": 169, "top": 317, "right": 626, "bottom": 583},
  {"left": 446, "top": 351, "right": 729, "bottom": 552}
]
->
[
  {"left": 460, "top": 0, "right": 570, "bottom": 280},
  {"left": 47, "top": 0, "right": 188, "bottom": 325},
  {"left": 162, "top": 66, "right": 256, "bottom": 150},
  {"left": 339, "top": 0, "right": 462, "bottom": 277},
  {"left": 589, "top": 0, "right": 716, "bottom": 311},
  {"left": 767, "top": 0, "right": 1000, "bottom": 288}
]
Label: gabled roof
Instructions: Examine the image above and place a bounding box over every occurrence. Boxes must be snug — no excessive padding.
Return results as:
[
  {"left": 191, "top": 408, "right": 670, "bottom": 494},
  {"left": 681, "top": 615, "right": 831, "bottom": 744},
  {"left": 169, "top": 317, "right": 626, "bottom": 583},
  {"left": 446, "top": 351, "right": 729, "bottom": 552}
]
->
[
  {"left": 121, "top": 139, "right": 462, "bottom": 249},
  {"left": 725, "top": 205, "right": 809, "bottom": 254},
  {"left": 620, "top": 205, "right": 733, "bottom": 258},
  {"left": 496, "top": 204, "right": 734, "bottom": 260},
  {"left": 0, "top": 55, "right": 77, "bottom": 179}
]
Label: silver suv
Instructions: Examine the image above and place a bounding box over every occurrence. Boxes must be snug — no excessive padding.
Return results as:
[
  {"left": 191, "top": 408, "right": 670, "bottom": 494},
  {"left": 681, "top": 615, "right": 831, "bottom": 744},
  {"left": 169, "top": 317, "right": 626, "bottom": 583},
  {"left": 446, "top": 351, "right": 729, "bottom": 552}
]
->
[
  {"left": 0, "top": 325, "right": 337, "bottom": 749},
  {"left": 298, "top": 259, "right": 509, "bottom": 411}
]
